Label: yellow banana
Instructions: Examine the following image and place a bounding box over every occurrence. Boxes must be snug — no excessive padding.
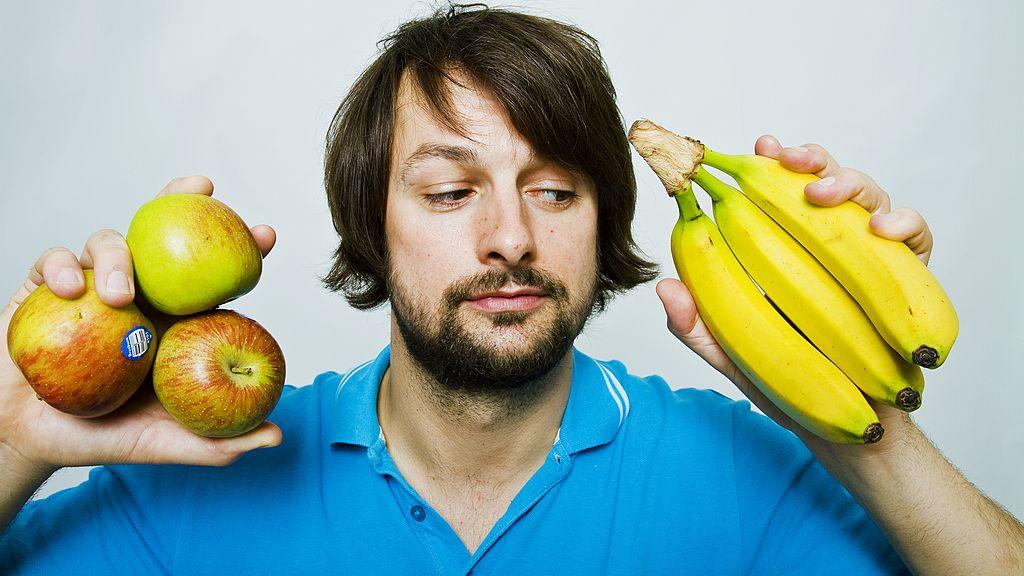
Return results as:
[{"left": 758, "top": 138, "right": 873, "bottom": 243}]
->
[
  {"left": 629, "top": 121, "right": 883, "bottom": 444},
  {"left": 692, "top": 165, "right": 925, "bottom": 411},
  {"left": 700, "top": 149, "right": 958, "bottom": 369}
]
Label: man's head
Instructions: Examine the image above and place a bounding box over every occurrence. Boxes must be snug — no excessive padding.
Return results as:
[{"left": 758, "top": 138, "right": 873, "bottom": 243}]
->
[{"left": 323, "top": 5, "right": 656, "bottom": 394}]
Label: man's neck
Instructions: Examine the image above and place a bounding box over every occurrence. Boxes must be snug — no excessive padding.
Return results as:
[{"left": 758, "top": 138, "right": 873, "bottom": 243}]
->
[{"left": 378, "top": 335, "right": 573, "bottom": 487}]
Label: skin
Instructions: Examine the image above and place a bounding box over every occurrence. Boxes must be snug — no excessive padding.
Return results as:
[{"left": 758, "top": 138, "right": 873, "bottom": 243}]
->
[
  {"left": 379, "top": 74, "right": 599, "bottom": 552},
  {"left": 2, "top": 77, "right": 1021, "bottom": 572}
]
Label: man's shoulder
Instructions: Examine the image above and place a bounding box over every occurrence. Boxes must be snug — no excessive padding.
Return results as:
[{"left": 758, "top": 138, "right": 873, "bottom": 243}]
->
[
  {"left": 269, "top": 365, "right": 362, "bottom": 424},
  {"left": 590, "top": 356, "right": 744, "bottom": 426},
  {"left": 273, "top": 371, "right": 340, "bottom": 411},
  {"left": 589, "top": 355, "right": 801, "bottom": 455}
]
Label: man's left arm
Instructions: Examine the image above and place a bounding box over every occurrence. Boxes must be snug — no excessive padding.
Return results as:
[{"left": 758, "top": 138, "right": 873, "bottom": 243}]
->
[
  {"left": 656, "top": 135, "right": 1024, "bottom": 574},
  {"left": 813, "top": 406, "right": 1024, "bottom": 575}
]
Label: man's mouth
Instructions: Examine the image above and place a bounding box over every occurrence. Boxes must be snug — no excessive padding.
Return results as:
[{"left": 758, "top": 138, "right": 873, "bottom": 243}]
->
[{"left": 465, "top": 288, "right": 547, "bottom": 312}]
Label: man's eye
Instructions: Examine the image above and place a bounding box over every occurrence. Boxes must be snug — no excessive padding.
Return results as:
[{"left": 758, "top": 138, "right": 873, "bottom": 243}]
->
[
  {"left": 537, "top": 189, "right": 578, "bottom": 204},
  {"left": 425, "top": 190, "right": 472, "bottom": 206}
]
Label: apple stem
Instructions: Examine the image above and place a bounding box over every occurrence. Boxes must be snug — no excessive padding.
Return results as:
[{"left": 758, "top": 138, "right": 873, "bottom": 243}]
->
[{"left": 230, "top": 366, "right": 254, "bottom": 376}]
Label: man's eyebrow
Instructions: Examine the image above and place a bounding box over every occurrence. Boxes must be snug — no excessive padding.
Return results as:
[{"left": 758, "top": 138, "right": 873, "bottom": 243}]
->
[{"left": 398, "top": 143, "right": 479, "bottom": 184}]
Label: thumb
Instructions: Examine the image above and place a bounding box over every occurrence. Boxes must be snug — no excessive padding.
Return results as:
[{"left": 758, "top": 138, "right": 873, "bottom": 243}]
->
[
  {"left": 656, "top": 278, "right": 698, "bottom": 341},
  {"left": 195, "top": 421, "right": 283, "bottom": 466},
  {"left": 655, "top": 277, "right": 738, "bottom": 379},
  {"left": 215, "top": 421, "right": 283, "bottom": 452}
]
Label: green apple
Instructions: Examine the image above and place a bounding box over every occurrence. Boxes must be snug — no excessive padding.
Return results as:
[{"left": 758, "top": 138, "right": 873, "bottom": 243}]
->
[
  {"left": 126, "top": 194, "right": 262, "bottom": 316},
  {"left": 7, "top": 270, "right": 157, "bottom": 417},
  {"left": 152, "top": 309, "right": 285, "bottom": 437}
]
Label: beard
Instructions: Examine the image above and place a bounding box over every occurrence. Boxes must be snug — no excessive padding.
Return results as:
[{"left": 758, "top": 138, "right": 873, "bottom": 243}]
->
[{"left": 388, "top": 265, "right": 599, "bottom": 413}]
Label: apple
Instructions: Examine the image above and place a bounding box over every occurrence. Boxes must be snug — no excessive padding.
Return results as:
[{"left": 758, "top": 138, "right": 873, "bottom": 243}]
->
[
  {"left": 132, "top": 292, "right": 179, "bottom": 342},
  {"left": 152, "top": 309, "right": 285, "bottom": 437},
  {"left": 125, "top": 194, "right": 262, "bottom": 316},
  {"left": 7, "top": 270, "right": 157, "bottom": 417}
]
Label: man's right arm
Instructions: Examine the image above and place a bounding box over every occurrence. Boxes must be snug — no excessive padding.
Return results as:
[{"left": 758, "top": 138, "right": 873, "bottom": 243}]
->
[{"left": 0, "top": 442, "right": 55, "bottom": 534}]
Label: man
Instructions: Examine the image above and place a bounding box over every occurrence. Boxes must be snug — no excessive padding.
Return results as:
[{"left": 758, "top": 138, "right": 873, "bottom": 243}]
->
[{"left": 1, "top": 5, "right": 1022, "bottom": 574}]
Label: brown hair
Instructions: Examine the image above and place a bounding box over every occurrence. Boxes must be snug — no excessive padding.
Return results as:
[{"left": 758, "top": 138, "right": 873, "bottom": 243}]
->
[{"left": 322, "top": 3, "right": 657, "bottom": 311}]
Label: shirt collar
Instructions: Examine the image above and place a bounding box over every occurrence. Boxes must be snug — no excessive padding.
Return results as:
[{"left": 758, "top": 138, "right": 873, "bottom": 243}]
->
[
  {"left": 327, "top": 346, "right": 390, "bottom": 447},
  {"left": 328, "top": 345, "right": 629, "bottom": 455}
]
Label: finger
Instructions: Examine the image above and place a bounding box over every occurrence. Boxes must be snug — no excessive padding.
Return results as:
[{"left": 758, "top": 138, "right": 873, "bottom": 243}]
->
[
  {"left": 754, "top": 134, "right": 784, "bottom": 159},
  {"left": 79, "top": 229, "right": 135, "bottom": 307},
  {"left": 250, "top": 224, "right": 276, "bottom": 258},
  {"left": 132, "top": 420, "right": 283, "bottom": 467},
  {"left": 804, "top": 167, "right": 892, "bottom": 214},
  {"left": 656, "top": 278, "right": 698, "bottom": 340},
  {"left": 869, "top": 207, "right": 933, "bottom": 265},
  {"left": 215, "top": 421, "right": 283, "bottom": 452},
  {"left": 157, "top": 175, "right": 214, "bottom": 198},
  {"left": 32, "top": 247, "right": 85, "bottom": 299},
  {"left": 778, "top": 143, "right": 840, "bottom": 176},
  {"left": 201, "top": 422, "right": 284, "bottom": 465}
]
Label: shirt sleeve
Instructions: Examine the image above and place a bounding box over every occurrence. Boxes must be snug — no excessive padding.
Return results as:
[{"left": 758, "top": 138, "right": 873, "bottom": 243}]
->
[
  {"left": 0, "top": 463, "right": 189, "bottom": 575},
  {"left": 730, "top": 400, "right": 910, "bottom": 575}
]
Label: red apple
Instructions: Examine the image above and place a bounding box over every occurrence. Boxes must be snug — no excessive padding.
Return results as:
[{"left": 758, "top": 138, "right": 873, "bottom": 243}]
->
[
  {"left": 152, "top": 309, "right": 285, "bottom": 437},
  {"left": 7, "top": 270, "right": 157, "bottom": 417}
]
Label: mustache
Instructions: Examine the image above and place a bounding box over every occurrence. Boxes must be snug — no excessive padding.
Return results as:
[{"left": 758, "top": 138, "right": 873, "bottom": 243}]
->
[{"left": 443, "top": 267, "right": 569, "bottom": 309}]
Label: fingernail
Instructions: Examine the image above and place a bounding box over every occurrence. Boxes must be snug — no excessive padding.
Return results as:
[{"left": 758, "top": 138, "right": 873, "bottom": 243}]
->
[
  {"left": 106, "top": 270, "right": 131, "bottom": 294},
  {"left": 815, "top": 176, "right": 835, "bottom": 188},
  {"left": 56, "top": 267, "right": 78, "bottom": 285},
  {"left": 791, "top": 146, "right": 809, "bottom": 153},
  {"left": 875, "top": 212, "right": 900, "bottom": 224}
]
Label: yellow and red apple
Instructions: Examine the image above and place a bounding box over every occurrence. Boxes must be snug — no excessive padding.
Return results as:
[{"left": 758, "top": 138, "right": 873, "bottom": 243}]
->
[
  {"left": 7, "top": 270, "right": 157, "bottom": 417},
  {"left": 152, "top": 309, "right": 285, "bottom": 437}
]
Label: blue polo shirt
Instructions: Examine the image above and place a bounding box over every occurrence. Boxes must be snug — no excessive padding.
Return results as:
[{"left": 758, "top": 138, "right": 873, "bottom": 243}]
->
[{"left": 2, "top": 346, "right": 907, "bottom": 574}]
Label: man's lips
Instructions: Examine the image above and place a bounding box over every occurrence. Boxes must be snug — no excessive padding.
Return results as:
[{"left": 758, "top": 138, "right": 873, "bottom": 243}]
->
[{"left": 465, "top": 289, "right": 547, "bottom": 312}]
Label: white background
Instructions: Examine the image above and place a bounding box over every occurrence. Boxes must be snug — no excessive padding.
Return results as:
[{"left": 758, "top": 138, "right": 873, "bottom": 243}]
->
[{"left": 2, "top": 1, "right": 1021, "bottom": 520}]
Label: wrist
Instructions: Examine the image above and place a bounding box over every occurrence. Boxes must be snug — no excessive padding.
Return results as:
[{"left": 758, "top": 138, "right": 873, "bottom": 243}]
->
[
  {"left": 0, "top": 437, "right": 57, "bottom": 534},
  {"left": 809, "top": 408, "right": 921, "bottom": 489},
  {"left": 0, "top": 438, "right": 58, "bottom": 482}
]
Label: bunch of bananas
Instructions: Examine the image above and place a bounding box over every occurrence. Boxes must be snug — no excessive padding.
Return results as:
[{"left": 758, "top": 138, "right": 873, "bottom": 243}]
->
[{"left": 628, "top": 119, "right": 958, "bottom": 444}]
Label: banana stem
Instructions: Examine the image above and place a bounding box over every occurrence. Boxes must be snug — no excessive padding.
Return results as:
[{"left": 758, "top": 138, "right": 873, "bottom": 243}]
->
[
  {"left": 701, "top": 148, "right": 743, "bottom": 175},
  {"left": 675, "top": 186, "right": 704, "bottom": 222},
  {"left": 692, "top": 166, "right": 738, "bottom": 204}
]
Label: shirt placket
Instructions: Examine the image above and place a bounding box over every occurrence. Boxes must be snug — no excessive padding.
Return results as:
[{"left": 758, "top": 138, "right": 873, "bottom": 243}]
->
[
  {"left": 366, "top": 433, "right": 575, "bottom": 576},
  {"left": 367, "top": 434, "right": 470, "bottom": 576},
  {"left": 458, "top": 442, "right": 572, "bottom": 575}
]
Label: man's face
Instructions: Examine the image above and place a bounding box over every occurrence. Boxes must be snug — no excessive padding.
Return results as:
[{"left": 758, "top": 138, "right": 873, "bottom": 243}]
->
[{"left": 385, "top": 72, "right": 600, "bottom": 395}]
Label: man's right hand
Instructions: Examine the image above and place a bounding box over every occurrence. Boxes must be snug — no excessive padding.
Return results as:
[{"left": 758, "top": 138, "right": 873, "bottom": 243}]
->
[{"left": 0, "top": 176, "right": 283, "bottom": 478}]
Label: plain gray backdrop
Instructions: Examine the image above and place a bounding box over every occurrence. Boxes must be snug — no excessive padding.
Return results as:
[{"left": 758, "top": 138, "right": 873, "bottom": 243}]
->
[{"left": 2, "top": 1, "right": 1022, "bottom": 521}]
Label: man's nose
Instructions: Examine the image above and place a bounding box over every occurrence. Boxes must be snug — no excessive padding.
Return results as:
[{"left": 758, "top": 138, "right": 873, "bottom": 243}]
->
[{"left": 477, "top": 189, "right": 536, "bottom": 268}]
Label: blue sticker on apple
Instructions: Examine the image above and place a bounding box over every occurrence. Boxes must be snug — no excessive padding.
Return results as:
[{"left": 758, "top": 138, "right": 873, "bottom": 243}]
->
[{"left": 121, "top": 326, "right": 153, "bottom": 360}]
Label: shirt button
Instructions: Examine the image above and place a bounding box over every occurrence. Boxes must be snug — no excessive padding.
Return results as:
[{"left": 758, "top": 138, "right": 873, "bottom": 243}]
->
[{"left": 410, "top": 504, "right": 426, "bottom": 522}]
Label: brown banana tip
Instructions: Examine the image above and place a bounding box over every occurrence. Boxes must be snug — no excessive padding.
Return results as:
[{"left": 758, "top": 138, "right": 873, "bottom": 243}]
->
[
  {"left": 863, "top": 423, "right": 885, "bottom": 444},
  {"left": 895, "top": 387, "right": 922, "bottom": 412},
  {"left": 626, "top": 118, "right": 704, "bottom": 196},
  {"left": 912, "top": 346, "right": 939, "bottom": 368}
]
